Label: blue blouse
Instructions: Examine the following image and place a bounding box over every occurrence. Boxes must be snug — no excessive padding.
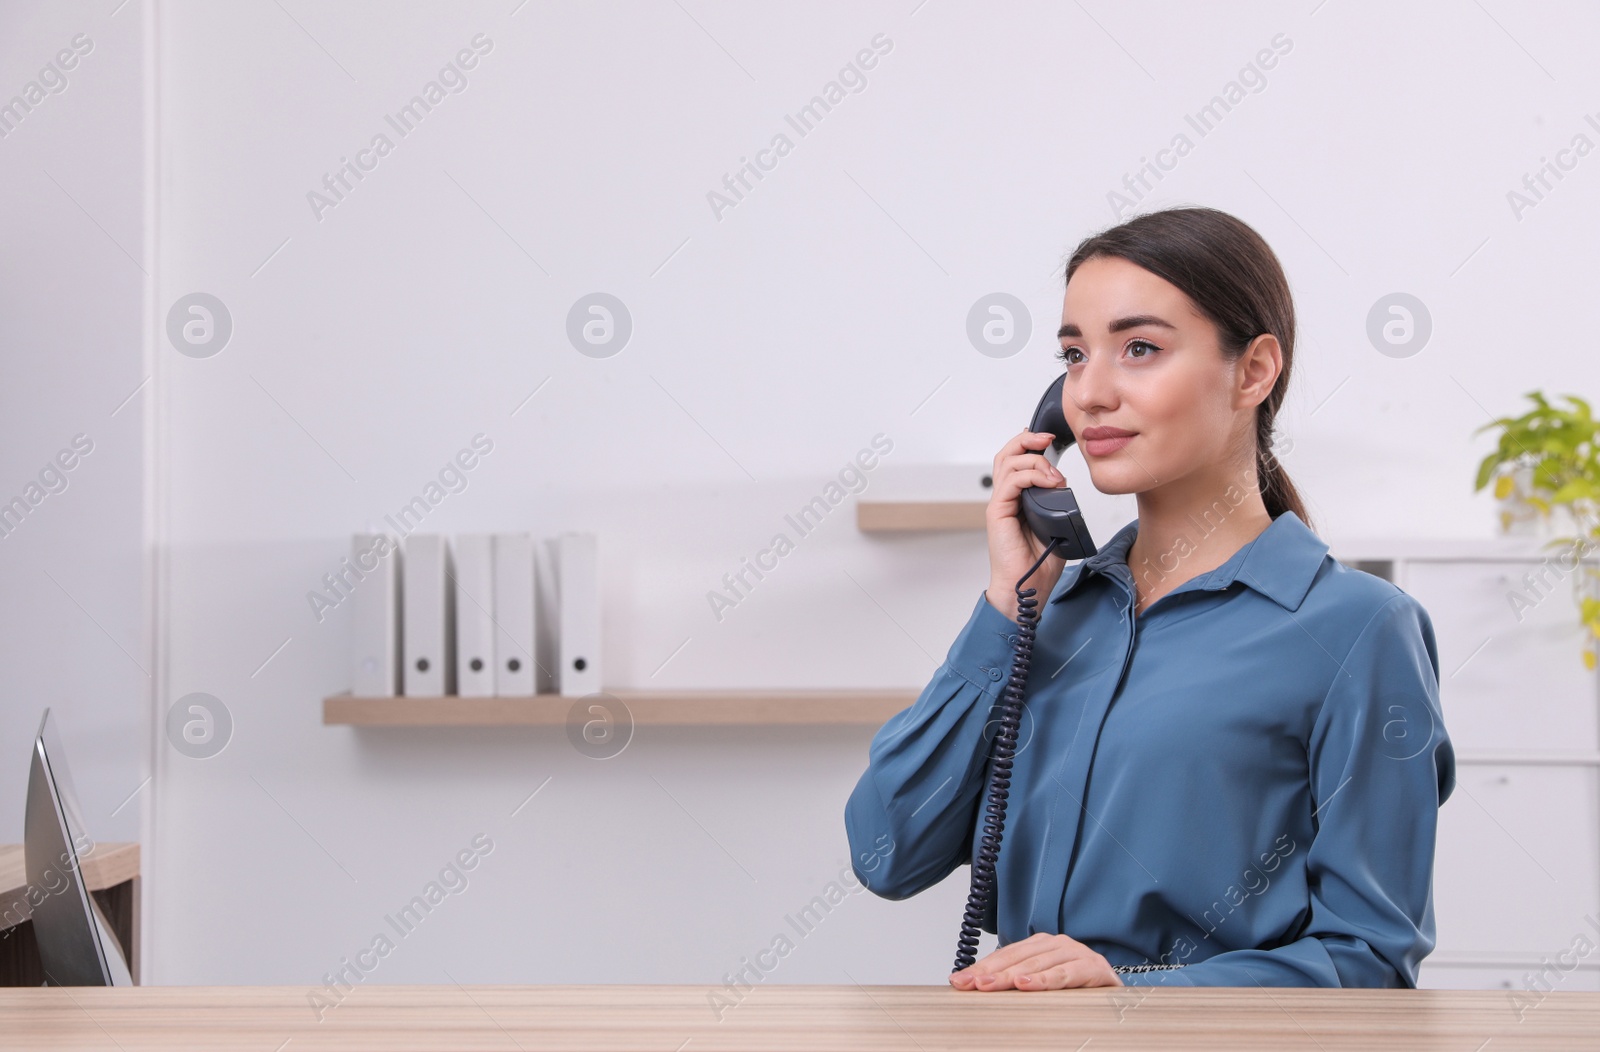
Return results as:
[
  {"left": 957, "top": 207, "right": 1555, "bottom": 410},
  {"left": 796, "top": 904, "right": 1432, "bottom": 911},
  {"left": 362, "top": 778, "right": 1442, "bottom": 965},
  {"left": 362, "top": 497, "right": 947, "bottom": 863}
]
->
[{"left": 844, "top": 510, "right": 1456, "bottom": 987}]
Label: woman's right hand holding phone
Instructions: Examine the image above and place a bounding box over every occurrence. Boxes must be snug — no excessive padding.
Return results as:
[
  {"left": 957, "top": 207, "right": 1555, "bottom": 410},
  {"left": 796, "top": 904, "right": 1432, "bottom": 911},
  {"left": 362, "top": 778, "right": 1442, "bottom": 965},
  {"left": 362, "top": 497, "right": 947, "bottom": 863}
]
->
[{"left": 985, "top": 429, "right": 1070, "bottom": 622}]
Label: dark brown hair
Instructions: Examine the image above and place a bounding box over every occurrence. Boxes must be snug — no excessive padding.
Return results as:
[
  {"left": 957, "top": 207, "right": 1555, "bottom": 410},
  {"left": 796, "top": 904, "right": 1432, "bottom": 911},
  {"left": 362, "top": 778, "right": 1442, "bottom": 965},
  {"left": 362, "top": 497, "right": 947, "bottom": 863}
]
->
[{"left": 1061, "top": 206, "right": 1311, "bottom": 531}]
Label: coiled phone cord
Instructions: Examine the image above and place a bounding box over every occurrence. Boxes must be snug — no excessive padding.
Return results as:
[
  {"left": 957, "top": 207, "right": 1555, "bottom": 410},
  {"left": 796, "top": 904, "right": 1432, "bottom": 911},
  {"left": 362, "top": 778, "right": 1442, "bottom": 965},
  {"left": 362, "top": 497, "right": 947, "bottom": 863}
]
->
[
  {"left": 950, "top": 539, "right": 1187, "bottom": 979},
  {"left": 953, "top": 537, "right": 1061, "bottom": 974}
]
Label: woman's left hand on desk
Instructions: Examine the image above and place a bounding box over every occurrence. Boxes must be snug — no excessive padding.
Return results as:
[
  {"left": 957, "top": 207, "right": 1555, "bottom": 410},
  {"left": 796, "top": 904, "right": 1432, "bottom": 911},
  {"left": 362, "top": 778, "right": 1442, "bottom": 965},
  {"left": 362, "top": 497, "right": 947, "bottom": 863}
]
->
[{"left": 949, "top": 932, "right": 1123, "bottom": 991}]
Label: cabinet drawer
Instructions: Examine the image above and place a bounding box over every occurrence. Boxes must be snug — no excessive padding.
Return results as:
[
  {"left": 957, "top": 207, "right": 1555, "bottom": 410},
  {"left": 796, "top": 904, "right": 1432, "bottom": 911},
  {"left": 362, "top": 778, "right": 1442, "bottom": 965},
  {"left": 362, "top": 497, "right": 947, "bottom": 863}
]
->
[
  {"left": 1402, "top": 560, "right": 1599, "bottom": 752},
  {"left": 1432, "top": 764, "right": 1600, "bottom": 956}
]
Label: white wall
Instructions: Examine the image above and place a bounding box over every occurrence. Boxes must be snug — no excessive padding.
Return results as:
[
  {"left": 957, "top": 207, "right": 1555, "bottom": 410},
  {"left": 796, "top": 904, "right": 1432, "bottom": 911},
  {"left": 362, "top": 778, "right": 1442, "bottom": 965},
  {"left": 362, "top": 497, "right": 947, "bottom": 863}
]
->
[
  {"left": 9, "top": 0, "right": 1600, "bottom": 992},
  {"left": 0, "top": 3, "right": 147, "bottom": 849}
]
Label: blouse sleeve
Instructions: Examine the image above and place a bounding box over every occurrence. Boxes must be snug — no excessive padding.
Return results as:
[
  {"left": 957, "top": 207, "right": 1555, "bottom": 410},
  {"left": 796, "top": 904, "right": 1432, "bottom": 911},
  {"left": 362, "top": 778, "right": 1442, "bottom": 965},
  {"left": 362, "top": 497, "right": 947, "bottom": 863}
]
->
[
  {"left": 1119, "top": 591, "right": 1457, "bottom": 988},
  {"left": 844, "top": 591, "right": 1020, "bottom": 900}
]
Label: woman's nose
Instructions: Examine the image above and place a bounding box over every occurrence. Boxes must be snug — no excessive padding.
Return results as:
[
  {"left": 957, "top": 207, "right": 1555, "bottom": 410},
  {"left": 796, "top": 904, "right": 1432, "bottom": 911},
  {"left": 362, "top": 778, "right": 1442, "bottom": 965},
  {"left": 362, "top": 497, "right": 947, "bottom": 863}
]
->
[{"left": 1069, "top": 350, "right": 1118, "bottom": 416}]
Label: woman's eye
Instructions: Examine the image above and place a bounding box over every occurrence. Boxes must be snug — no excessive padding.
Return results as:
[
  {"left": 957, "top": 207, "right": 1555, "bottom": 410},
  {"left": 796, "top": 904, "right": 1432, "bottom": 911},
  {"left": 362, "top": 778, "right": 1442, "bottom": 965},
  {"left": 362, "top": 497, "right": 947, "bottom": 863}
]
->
[{"left": 1055, "top": 341, "right": 1157, "bottom": 366}]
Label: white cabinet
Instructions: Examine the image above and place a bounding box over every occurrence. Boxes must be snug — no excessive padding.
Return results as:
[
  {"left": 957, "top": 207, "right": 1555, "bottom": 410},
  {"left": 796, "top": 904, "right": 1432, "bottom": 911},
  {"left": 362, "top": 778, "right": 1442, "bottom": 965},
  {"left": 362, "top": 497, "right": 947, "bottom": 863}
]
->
[
  {"left": 1431, "top": 764, "right": 1600, "bottom": 955},
  {"left": 1403, "top": 560, "right": 1599, "bottom": 753},
  {"left": 1331, "top": 538, "right": 1600, "bottom": 991},
  {"left": 1419, "top": 963, "right": 1600, "bottom": 991}
]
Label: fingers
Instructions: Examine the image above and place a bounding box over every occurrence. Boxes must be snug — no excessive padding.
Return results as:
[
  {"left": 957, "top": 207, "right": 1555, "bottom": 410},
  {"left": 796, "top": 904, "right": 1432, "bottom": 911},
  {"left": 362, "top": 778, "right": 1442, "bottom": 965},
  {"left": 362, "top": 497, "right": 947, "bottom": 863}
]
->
[
  {"left": 982, "top": 948, "right": 1074, "bottom": 990},
  {"left": 956, "top": 931, "right": 1049, "bottom": 974},
  {"left": 949, "top": 932, "right": 1054, "bottom": 989},
  {"left": 992, "top": 428, "right": 1055, "bottom": 473},
  {"left": 1012, "top": 460, "right": 1064, "bottom": 491},
  {"left": 992, "top": 431, "right": 1056, "bottom": 481},
  {"left": 990, "top": 432, "right": 1064, "bottom": 508},
  {"left": 960, "top": 950, "right": 1059, "bottom": 991},
  {"left": 1014, "top": 959, "right": 1118, "bottom": 990},
  {"left": 957, "top": 959, "right": 1113, "bottom": 990},
  {"left": 950, "top": 934, "right": 1118, "bottom": 991}
]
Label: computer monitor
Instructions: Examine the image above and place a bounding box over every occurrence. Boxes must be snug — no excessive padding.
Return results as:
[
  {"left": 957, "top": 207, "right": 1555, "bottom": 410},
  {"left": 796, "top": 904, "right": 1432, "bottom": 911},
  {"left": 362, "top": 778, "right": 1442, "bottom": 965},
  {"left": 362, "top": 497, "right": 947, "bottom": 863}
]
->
[{"left": 24, "top": 708, "right": 133, "bottom": 986}]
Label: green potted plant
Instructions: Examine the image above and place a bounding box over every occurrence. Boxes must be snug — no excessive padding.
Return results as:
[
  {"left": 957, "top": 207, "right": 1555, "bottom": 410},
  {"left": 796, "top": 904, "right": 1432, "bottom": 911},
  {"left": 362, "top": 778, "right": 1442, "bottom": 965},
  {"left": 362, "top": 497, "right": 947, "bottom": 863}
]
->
[{"left": 1473, "top": 391, "right": 1600, "bottom": 668}]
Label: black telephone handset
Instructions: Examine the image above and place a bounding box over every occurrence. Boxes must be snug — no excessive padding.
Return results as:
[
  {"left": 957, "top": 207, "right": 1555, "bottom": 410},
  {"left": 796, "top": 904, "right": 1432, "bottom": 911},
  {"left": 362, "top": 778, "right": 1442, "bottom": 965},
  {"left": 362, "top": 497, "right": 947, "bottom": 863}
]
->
[
  {"left": 953, "top": 373, "right": 1099, "bottom": 973},
  {"left": 1019, "top": 373, "right": 1099, "bottom": 560}
]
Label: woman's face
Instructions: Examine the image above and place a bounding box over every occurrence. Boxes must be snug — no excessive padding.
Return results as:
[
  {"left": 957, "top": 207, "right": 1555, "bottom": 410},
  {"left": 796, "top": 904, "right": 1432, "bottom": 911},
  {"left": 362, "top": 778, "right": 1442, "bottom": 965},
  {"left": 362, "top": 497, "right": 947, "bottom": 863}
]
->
[{"left": 1055, "top": 255, "right": 1279, "bottom": 498}]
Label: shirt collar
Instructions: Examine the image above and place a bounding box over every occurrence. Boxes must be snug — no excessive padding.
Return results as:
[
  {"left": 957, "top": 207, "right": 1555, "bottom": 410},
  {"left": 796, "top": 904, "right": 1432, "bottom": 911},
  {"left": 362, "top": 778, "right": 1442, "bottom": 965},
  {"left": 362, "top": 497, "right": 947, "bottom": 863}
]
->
[{"left": 1047, "top": 509, "right": 1329, "bottom": 613}]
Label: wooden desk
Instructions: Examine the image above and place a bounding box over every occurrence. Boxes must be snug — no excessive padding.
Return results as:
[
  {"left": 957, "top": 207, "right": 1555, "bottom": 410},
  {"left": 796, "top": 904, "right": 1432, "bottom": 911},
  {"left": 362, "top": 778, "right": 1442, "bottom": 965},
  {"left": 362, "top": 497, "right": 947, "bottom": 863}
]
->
[
  {"left": 0, "top": 842, "right": 139, "bottom": 987},
  {"left": 0, "top": 984, "right": 1594, "bottom": 1049}
]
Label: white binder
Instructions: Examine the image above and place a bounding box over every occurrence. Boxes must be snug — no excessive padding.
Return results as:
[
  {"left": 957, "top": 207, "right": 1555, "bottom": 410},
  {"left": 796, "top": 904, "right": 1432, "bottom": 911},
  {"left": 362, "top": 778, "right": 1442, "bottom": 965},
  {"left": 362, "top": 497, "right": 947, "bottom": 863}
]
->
[
  {"left": 349, "top": 533, "right": 400, "bottom": 696},
  {"left": 556, "top": 531, "right": 600, "bottom": 696},
  {"left": 491, "top": 532, "right": 536, "bottom": 695},
  {"left": 402, "top": 534, "right": 454, "bottom": 696},
  {"left": 452, "top": 534, "right": 496, "bottom": 698}
]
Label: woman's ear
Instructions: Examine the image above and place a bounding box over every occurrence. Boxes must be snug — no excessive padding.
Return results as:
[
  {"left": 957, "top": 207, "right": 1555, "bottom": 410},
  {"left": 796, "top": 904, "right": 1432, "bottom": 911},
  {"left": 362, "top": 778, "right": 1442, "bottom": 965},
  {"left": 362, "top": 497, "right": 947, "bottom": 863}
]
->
[{"left": 1234, "top": 333, "right": 1282, "bottom": 409}]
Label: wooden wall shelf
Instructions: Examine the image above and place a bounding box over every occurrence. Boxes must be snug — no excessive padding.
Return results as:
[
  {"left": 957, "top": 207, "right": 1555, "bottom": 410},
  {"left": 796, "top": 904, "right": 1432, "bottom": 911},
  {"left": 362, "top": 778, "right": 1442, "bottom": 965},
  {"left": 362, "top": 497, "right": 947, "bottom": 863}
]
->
[
  {"left": 0, "top": 842, "right": 138, "bottom": 926},
  {"left": 856, "top": 500, "right": 987, "bottom": 532},
  {"left": 323, "top": 690, "right": 917, "bottom": 727},
  {"left": 2, "top": 842, "right": 140, "bottom": 986}
]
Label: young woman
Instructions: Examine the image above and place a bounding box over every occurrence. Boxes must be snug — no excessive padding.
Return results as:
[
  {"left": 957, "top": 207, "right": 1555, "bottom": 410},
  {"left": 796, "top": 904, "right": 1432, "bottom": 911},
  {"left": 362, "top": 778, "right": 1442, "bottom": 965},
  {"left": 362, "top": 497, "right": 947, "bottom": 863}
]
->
[{"left": 844, "top": 206, "right": 1456, "bottom": 989}]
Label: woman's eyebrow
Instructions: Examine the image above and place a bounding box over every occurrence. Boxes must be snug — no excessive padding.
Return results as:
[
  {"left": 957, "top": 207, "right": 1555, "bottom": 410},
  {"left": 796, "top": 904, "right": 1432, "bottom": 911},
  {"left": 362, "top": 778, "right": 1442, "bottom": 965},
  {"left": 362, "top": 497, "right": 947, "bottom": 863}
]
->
[{"left": 1058, "top": 314, "right": 1178, "bottom": 339}]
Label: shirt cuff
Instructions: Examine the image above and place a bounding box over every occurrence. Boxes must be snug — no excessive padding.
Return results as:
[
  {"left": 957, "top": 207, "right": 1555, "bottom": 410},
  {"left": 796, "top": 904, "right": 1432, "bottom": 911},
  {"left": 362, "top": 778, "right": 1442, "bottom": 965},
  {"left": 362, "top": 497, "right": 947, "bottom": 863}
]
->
[{"left": 943, "top": 591, "right": 1022, "bottom": 698}]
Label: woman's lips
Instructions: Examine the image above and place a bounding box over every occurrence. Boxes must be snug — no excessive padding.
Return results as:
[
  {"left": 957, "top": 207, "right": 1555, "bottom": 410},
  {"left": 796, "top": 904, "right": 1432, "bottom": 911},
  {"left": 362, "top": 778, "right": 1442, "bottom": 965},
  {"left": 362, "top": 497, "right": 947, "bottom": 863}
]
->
[{"left": 1083, "top": 434, "right": 1134, "bottom": 456}]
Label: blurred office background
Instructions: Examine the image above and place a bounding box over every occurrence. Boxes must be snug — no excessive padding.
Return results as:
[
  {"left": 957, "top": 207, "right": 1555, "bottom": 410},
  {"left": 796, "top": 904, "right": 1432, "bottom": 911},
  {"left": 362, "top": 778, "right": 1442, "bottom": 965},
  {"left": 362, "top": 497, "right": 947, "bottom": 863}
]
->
[{"left": 1, "top": 0, "right": 1597, "bottom": 990}]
